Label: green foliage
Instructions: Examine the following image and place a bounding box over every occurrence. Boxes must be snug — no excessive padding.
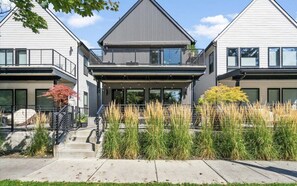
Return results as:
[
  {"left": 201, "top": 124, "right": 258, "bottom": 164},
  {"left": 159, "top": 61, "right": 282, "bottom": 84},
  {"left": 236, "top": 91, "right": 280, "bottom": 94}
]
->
[
  {"left": 103, "top": 102, "right": 121, "bottom": 159},
  {"left": 77, "top": 114, "right": 88, "bottom": 123},
  {"left": 199, "top": 84, "right": 249, "bottom": 105},
  {"left": 144, "top": 102, "right": 167, "bottom": 160},
  {"left": 122, "top": 106, "right": 140, "bottom": 159},
  {"left": 29, "top": 113, "right": 51, "bottom": 156},
  {"left": 168, "top": 105, "right": 192, "bottom": 160},
  {"left": 9, "top": 0, "right": 119, "bottom": 33}
]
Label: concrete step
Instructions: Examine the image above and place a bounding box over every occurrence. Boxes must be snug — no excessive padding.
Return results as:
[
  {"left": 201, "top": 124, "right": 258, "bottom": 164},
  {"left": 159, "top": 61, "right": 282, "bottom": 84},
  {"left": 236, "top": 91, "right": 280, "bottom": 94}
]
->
[
  {"left": 65, "top": 143, "right": 93, "bottom": 150},
  {"left": 68, "top": 136, "right": 87, "bottom": 143},
  {"left": 57, "top": 149, "right": 96, "bottom": 159}
]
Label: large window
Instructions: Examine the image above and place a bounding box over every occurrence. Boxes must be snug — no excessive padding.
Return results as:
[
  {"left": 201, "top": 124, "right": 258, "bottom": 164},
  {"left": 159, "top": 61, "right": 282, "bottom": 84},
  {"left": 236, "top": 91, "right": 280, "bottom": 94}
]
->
[
  {"left": 163, "top": 48, "right": 181, "bottom": 65},
  {"left": 242, "top": 88, "right": 259, "bottom": 103},
  {"left": 83, "top": 92, "right": 88, "bottom": 108},
  {"left": 83, "top": 56, "right": 89, "bottom": 76},
  {"left": 15, "top": 89, "right": 27, "bottom": 110},
  {"left": 268, "top": 88, "right": 280, "bottom": 104},
  {"left": 149, "top": 89, "right": 161, "bottom": 103},
  {"left": 163, "top": 89, "right": 182, "bottom": 105},
  {"left": 227, "top": 48, "right": 239, "bottom": 68},
  {"left": 209, "top": 52, "right": 214, "bottom": 74},
  {"left": 112, "top": 89, "right": 124, "bottom": 104},
  {"left": 15, "top": 49, "right": 27, "bottom": 65},
  {"left": 150, "top": 49, "right": 161, "bottom": 65},
  {"left": 126, "top": 89, "right": 145, "bottom": 105},
  {"left": 36, "top": 89, "right": 54, "bottom": 111},
  {"left": 0, "top": 90, "right": 13, "bottom": 112},
  {"left": 0, "top": 49, "right": 13, "bottom": 65},
  {"left": 240, "top": 48, "right": 259, "bottom": 67},
  {"left": 269, "top": 48, "right": 280, "bottom": 67},
  {"left": 282, "top": 89, "right": 297, "bottom": 104},
  {"left": 282, "top": 48, "right": 297, "bottom": 67}
]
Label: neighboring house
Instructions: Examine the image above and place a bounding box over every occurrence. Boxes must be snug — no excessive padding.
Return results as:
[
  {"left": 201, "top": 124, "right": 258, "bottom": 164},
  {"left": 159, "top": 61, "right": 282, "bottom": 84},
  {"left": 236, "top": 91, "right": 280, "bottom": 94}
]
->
[
  {"left": 196, "top": 0, "right": 297, "bottom": 104},
  {"left": 0, "top": 3, "right": 97, "bottom": 116},
  {"left": 89, "top": 0, "right": 206, "bottom": 108}
]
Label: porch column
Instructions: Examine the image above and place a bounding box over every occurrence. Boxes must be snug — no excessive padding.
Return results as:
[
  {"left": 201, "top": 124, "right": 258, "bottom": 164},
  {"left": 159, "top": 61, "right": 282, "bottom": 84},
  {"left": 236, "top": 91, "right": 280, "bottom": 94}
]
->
[
  {"left": 235, "top": 79, "right": 240, "bottom": 87},
  {"left": 97, "top": 80, "right": 101, "bottom": 110},
  {"left": 53, "top": 79, "right": 58, "bottom": 85}
]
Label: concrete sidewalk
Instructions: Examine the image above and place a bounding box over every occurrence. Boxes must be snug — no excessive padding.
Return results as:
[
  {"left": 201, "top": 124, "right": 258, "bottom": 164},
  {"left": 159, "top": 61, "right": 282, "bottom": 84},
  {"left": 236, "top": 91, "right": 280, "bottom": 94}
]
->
[{"left": 0, "top": 158, "right": 297, "bottom": 184}]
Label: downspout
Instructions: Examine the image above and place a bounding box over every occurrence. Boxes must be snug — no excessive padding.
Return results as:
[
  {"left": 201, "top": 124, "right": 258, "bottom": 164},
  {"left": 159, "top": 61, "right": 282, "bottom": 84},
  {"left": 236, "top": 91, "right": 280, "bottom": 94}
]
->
[
  {"left": 76, "top": 43, "right": 80, "bottom": 109},
  {"left": 214, "top": 42, "right": 218, "bottom": 86},
  {"left": 235, "top": 72, "right": 247, "bottom": 87}
]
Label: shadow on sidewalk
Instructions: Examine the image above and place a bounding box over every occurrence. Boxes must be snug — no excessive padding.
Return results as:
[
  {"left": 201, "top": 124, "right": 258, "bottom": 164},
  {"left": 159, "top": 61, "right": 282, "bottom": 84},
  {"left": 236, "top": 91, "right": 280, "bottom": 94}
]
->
[{"left": 231, "top": 161, "right": 297, "bottom": 179}]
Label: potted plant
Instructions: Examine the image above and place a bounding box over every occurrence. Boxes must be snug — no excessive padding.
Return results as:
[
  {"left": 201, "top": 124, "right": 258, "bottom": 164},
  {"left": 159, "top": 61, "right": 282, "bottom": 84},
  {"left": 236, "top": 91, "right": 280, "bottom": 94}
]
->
[{"left": 77, "top": 114, "right": 88, "bottom": 128}]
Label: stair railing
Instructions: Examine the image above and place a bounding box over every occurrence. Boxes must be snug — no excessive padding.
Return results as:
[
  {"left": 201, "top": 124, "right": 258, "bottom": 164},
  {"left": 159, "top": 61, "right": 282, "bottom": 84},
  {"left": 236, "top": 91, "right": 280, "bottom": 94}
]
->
[
  {"left": 95, "top": 105, "right": 105, "bottom": 144},
  {"left": 54, "top": 105, "right": 74, "bottom": 145}
]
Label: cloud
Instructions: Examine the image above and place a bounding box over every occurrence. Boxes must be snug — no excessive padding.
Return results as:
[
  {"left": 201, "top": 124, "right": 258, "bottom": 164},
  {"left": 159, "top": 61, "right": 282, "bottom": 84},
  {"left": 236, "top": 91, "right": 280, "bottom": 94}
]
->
[
  {"left": 189, "top": 14, "right": 237, "bottom": 39},
  {"left": 81, "top": 39, "right": 95, "bottom": 48},
  {"left": 67, "top": 13, "right": 102, "bottom": 28}
]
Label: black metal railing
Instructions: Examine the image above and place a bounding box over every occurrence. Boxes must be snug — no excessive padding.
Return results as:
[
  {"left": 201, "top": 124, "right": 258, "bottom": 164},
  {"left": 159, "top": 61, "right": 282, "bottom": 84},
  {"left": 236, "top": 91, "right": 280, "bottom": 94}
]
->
[
  {"left": 89, "top": 48, "right": 205, "bottom": 66},
  {"left": 95, "top": 105, "right": 105, "bottom": 144},
  {"left": 0, "top": 49, "right": 76, "bottom": 77}
]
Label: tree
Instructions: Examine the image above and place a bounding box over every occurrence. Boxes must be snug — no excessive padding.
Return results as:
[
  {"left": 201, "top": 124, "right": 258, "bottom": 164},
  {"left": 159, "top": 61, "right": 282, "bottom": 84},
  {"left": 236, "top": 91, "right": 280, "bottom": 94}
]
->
[
  {"left": 42, "top": 84, "right": 77, "bottom": 108},
  {"left": 198, "top": 84, "right": 249, "bottom": 105},
  {"left": 0, "top": 0, "right": 119, "bottom": 33}
]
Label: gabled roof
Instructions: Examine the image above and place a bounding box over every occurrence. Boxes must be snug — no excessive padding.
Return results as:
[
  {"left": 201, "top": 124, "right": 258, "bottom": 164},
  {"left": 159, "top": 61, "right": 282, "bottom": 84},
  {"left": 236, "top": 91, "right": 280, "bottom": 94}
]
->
[
  {"left": 212, "top": 0, "right": 297, "bottom": 43},
  {"left": 98, "top": 0, "right": 196, "bottom": 46}
]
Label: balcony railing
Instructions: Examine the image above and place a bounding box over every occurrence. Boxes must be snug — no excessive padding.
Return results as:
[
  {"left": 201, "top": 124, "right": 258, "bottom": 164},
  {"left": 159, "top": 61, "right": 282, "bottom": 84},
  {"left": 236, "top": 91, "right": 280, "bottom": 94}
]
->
[
  {"left": 0, "top": 49, "right": 76, "bottom": 77},
  {"left": 89, "top": 48, "right": 205, "bottom": 66}
]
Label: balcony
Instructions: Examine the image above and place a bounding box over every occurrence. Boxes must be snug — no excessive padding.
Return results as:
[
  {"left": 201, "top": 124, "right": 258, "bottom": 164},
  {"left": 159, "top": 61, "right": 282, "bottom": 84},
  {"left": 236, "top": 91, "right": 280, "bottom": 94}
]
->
[
  {"left": 0, "top": 49, "right": 76, "bottom": 78},
  {"left": 88, "top": 48, "right": 206, "bottom": 81}
]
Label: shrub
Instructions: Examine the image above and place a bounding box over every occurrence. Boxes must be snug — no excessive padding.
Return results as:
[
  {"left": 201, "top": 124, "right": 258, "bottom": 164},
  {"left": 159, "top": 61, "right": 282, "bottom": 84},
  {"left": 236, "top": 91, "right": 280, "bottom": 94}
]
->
[
  {"left": 218, "top": 104, "right": 247, "bottom": 160},
  {"left": 273, "top": 104, "right": 297, "bottom": 160},
  {"left": 195, "top": 104, "right": 216, "bottom": 159},
  {"left": 103, "top": 102, "right": 121, "bottom": 159},
  {"left": 168, "top": 104, "right": 192, "bottom": 160},
  {"left": 144, "top": 102, "right": 166, "bottom": 160},
  {"left": 245, "top": 104, "right": 277, "bottom": 160},
  {"left": 123, "top": 106, "right": 140, "bottom": 159},
  {"left": 29, "top": 113, "right": 51, "bottom": 156}
]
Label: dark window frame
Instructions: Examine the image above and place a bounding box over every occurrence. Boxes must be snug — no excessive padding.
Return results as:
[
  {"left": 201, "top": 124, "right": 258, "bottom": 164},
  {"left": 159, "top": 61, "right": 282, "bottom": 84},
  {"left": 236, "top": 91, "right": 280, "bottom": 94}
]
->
[
  {"left": 240, "top": 47, "right": 260, "bottom": 68},
  {"left": 281, "top": 47, "right": 297, "bottom": 68},
  {"left": 126, "top": 88, "right": 146, "bottom": 105},
  {"left": 0, "top": 48, "right": 14, "bottom": 66},
  {"left": 209, "top": 52, "right": 214, "bottom": 74},
  {"left": 83, "top": 55, "right": 89, "bottom": 76},
  {"left": 227, "top": 48, "right": 239, "bottom": 69},
  {"left": 0, "top": 89, "right": 14, "bottom": 112},
  {"left": 242, "top": 88, "right": 260, "bottom": 103},
  {"left": 15, "top": 89, "right": 28, "bottom": 109},
  {"left": 267, "top": 88, "right": 281, "bottom": 104},
  {"left": 282, "top": 88, "right": 297, "bottom": 103},
  {"left": 111, "top": 89, "right": 125, "bottom": 105},
  {"left": 150, "top": 48, "right": 161, "bottom": 65},
  {"left": 268, "top": 47, "right": 281, "bottom": 68},
  {"left": 163, "top": 88, "right": 182, "bottom": 105},
  {"left": 15, "top": 48, "right": 27, "bottom": 66},
  {"left": 35, "top": 89, "right": 54, "bottom": 111},
  {"left": 83, "top": 91, "right": 89, "bottom": 108},
  {"left": 149, "top": 88, "right": 162, "bottom": 103}
]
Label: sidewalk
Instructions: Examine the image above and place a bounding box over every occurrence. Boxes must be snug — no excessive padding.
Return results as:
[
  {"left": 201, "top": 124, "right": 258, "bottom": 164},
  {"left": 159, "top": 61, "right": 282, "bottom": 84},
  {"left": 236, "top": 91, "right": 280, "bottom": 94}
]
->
[{"left": 0, "top": 158, "right": 296, "bottom": 184}]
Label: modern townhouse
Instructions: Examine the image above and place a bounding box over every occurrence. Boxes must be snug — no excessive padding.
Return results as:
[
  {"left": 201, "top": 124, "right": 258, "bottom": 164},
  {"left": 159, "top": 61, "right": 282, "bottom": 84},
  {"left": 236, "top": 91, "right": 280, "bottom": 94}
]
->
[
  {"left": 89, "top": 0, "right": 206, "bottom": 108},
  {"left": 196, "top": 0, "right": 297, "bottom": 104},
  {"left": 0, "top": 3, "right": 97, "bottom": 116}
]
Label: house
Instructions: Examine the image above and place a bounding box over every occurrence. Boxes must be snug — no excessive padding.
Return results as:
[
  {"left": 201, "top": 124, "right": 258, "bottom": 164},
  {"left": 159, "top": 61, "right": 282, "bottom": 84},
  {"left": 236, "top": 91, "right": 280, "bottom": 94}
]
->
[
  {"left": 0, "top": 3, "right": 97, "bottom": 116},
  {"left": 196, "top": 0, "right": 297, "bottom": 104},
  {"left": 89, "top": 0, "right": 206, "bottom": 108}
]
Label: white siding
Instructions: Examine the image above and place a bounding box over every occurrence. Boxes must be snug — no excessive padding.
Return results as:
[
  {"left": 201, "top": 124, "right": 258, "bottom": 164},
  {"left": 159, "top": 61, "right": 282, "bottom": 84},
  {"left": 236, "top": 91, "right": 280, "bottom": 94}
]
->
[{"left": 216, "top": 0, "right": 297, "bottom": 75}]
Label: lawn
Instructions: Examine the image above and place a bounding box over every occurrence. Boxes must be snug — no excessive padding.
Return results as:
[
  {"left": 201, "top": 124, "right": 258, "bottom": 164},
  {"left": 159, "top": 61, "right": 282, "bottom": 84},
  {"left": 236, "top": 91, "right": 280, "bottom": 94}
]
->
[{"left": 0, "top": 181, "right": 296, "bottom": 186}]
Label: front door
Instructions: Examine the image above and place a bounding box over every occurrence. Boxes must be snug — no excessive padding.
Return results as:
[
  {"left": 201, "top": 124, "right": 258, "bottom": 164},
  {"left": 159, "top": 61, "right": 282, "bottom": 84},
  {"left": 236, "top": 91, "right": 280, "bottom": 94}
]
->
[{"left": 112, "top": 89, "right": 124, "bottom": 104}]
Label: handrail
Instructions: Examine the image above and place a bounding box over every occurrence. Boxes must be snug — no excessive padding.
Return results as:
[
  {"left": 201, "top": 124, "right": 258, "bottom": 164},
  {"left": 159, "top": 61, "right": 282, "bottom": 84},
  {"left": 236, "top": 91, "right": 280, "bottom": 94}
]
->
[
  {"left": 55, "top": 105, "right": 69, "bottom": 145},
  {"left": 95, "top": 105, "right": 105, "bottom": 144}
]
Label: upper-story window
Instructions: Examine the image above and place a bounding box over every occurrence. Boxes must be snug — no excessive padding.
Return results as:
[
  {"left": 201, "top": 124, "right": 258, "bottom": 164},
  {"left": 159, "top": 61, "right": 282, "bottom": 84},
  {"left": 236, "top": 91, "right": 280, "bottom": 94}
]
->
[
  {"left": 83, "top": 55, "right": 89, "bottom": 76},
  {"left": 0, "top": 49, "right": 13, "bottom": 65},
  {"left": 240, "top": 48, "right": 259, "bottom": 67},
  {"left": 163, "top": 48, "right": 181, "bottom": 65},
  {"left": 282, "top": 48, "right": 297, "bottom": 67},
  {"left": 227, "top": 48, "right": 239, "bottom": 69},
  {"left": 150, "top": 49, "right": 161, "bottom": 65},
  {"left": 15, "top": 49, "right": 27, "bottom": 65},
  {"left": 269, "top": 48, "right": 281, "bottom": 67},
  {"left": 209, "top": 52, "right": 214, "bottom": 74}
]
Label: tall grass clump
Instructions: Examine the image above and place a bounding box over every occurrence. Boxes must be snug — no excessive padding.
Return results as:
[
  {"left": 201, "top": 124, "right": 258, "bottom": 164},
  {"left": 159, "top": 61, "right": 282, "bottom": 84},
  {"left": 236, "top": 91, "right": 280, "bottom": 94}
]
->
[
  {"left": 29, "top": 113, "right": 51, "bottom": 156},
  {"left": 195, "top": 104, "right": 216, "bottom": 159},
  {"left": 144, "top": 102, "right": 166, "bottom": 160},
  {"left": 218, "top": 104, "right": 247, "bottom": 160},
  {"left": 245, "top": 104, "right": 277, "bottom": 160},
  {"left": 273, "top": 103, "right": 297, "bottom": 160},
  {"left": 123, "top": 106, "right": 140, "bottom": 159},
  {"left": 168, "top": 104, "right": 192, "bottom": 160},
  {"left": 103, "top": 102, "right": 121, "bottom": 159}
]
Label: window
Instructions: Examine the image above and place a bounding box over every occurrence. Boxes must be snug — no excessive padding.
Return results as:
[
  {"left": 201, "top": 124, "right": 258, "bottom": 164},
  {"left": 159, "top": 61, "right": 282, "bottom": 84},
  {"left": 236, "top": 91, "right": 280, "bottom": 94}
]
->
[
  {"left": 209, "top": 52, "right": 214, "bottom": 74},
  {"left": 36, "top": 89, "right": 54, "bottom": 111},
  {"left": 227, "top": 48, "right": 239, "bottom": 68},
  {"left": 269, "top": 48, "right": 280, "bottom": 67},
  {"left": 126, "top": 89, "right": 145, "bottom": 105},
  {"left": 268, "top": 88, "right": 280, "bottom": 104},
  {"left": 0, "top": 90, "right": 13, "bottom": 112},
  {"left": 282, "top": 48, "right": 297, "bottom": 67},
  {"left": 163, "top": 89, "right": 182, "bottom": 105},
  {"left": 15, "top": 49, "right": 27, "bottom": 65},
  {"left": 83, "top": 92, "right": 88, "bottom": 108},
  {"left": 15, "top": 89, "right": 27, "bottom": 110},
  {"left": 163, "top": 48, "right": 181, "bottom": 65},
  {"left": 112, "top": 89, "right": 124, "bottom": 104},
  {"left": 150, "top": 49, "right": 161, "bottom": 65},
  {"left": 149, "top": 89, "right": 161, "bottom": 102},
  {"left": 242, "top": 88, "right": 259, "bottom": 103},
  {"left": 0, "top": 49, "right": 13, "bottom": 65},
  {"left": 240, "top": 48, "right": 259, "bottom": 67},
  {"left": 282, "top": 89, "right": 297, "bottom": 104},
  {"left": 83, "top": 56, "right": 89, "bottom": 76}
]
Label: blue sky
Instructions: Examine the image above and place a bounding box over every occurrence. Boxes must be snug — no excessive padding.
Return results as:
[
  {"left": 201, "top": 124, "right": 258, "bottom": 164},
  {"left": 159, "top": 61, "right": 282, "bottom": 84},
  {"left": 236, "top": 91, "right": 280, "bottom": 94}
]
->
[{"left": 1, "top": 0, "right": 297, "bottom": 48}]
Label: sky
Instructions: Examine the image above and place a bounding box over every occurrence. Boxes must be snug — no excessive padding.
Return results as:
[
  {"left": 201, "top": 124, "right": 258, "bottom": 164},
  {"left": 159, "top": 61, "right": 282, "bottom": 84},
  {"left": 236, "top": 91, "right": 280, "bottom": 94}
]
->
[{"left": 1, "top": 0, "right": 297, "bottom": 49}]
